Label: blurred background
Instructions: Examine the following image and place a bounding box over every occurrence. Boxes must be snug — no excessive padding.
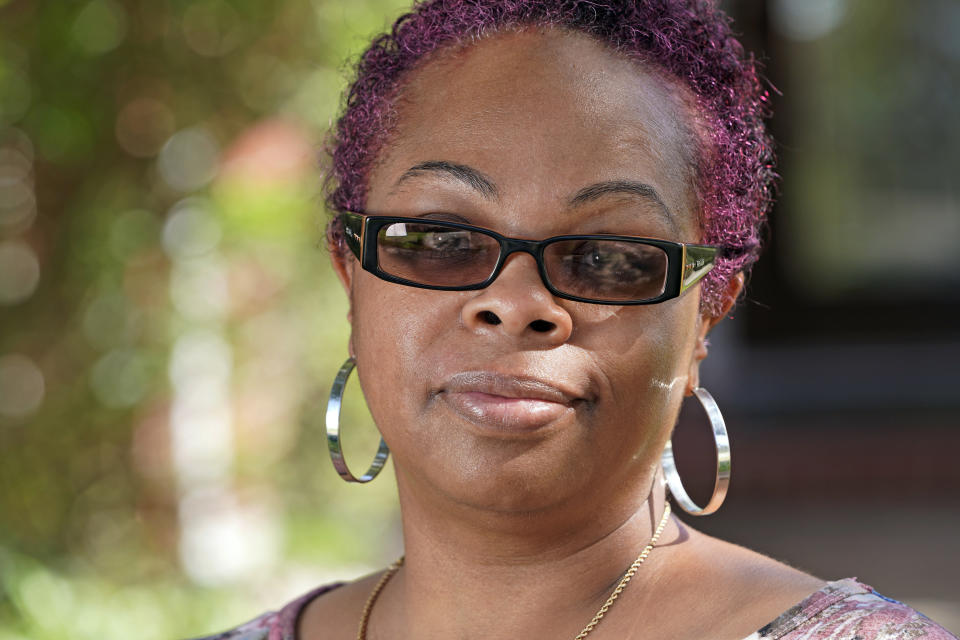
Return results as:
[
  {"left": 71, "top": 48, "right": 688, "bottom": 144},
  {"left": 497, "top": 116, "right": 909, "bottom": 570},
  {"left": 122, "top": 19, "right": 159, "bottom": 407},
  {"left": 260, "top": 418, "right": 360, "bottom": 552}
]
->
[{"left": 0, "top": 0, "right": 956, "bottom": 638}]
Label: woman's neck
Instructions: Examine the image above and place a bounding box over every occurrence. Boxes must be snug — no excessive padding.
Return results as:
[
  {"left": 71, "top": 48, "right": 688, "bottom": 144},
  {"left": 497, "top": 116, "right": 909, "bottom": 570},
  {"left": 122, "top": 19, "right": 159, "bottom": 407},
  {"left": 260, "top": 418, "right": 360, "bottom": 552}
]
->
[{"left": 370, "top": 471, "right": 676, "bottom": 640}]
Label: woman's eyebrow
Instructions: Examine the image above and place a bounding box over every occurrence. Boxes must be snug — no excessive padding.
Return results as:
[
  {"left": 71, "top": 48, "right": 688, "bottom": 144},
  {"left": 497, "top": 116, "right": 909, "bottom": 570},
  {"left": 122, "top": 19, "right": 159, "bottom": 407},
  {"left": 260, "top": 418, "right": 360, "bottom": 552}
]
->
[
  {"left": 568, "top": 180, "right": 679, "bottom": 232},
  {"left": 394, "top": 161, "right": 499, "bottom": 199}
]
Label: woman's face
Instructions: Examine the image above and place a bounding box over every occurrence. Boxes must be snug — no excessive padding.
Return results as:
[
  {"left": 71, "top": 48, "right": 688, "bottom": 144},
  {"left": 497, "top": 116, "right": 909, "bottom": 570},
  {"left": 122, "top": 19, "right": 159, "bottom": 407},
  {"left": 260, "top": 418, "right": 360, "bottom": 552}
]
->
[{"left": 335, "top": 28, "right": 725, "bottom": 516}]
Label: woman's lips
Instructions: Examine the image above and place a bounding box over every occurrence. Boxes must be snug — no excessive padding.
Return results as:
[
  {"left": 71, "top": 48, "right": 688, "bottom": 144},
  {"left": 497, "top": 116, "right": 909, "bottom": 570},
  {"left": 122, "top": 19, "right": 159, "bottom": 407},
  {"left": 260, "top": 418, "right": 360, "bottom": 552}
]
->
[{"left": 437, "top": 371, "right": 584, "bottom": 434}]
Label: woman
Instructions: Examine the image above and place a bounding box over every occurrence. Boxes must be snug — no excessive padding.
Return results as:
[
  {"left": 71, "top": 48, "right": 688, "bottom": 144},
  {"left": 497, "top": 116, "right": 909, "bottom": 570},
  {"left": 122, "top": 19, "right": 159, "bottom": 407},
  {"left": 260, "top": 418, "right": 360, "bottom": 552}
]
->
[{"left": 193, "top": 1, "right": 956, "bottom": 638}]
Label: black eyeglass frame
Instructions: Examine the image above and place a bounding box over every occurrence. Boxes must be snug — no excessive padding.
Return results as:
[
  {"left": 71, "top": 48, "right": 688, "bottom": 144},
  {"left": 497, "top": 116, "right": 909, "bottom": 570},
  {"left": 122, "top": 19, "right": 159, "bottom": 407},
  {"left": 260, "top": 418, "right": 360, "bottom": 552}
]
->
[{"left": 339, "top": 211, "right": 726, "bottom": 305}]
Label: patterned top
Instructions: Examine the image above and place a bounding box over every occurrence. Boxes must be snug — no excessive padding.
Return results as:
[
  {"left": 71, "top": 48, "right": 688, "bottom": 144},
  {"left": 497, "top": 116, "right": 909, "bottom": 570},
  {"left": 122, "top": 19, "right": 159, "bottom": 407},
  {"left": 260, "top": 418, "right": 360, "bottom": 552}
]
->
[{"left": 191, "top": 578, "right": 957, "bottom": 640}]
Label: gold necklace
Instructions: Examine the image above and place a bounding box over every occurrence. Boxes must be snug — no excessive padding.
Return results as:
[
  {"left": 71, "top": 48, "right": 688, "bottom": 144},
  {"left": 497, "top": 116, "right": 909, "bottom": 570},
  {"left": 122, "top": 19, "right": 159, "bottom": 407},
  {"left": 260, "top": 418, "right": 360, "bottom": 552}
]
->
[{"left": 357, "top": 502, "right": 671, "bottom": 640}]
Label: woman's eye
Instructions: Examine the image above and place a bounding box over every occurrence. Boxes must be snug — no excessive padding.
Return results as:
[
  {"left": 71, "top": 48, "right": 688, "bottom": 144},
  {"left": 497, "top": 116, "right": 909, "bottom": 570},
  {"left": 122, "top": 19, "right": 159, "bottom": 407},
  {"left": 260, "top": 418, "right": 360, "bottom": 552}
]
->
[
  {"left": 425, "top": 231, "right": 471, "bottom": 251},
  {"left": 579, "top": 244, "right": 628, "bottom": 267},
  {"left": 568, "top": 243, "right": 661, "bottom": 280}
]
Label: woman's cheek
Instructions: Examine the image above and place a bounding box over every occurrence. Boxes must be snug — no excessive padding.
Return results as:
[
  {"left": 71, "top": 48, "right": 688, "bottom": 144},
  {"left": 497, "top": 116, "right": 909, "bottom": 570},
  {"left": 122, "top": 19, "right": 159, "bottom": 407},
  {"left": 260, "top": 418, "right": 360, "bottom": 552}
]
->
[
  {"left": 351, "top": 282, "right": 451, "bottom": 427},
  {"left": 594, "top": 307, "right": 696, "bottom": 439}
]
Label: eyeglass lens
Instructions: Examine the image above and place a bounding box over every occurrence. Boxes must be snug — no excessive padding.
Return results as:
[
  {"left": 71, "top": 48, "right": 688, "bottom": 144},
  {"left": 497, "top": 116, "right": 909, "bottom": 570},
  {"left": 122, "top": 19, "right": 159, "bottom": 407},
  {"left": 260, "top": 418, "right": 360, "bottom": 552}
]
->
[{"left": 376, "top": 221, "right": 668, "bottom": 302}]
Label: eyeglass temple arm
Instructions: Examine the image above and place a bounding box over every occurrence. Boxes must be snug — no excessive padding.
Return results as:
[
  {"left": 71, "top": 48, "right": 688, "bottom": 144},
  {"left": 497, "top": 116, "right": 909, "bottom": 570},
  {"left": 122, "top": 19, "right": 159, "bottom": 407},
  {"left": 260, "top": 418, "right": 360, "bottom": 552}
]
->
[
  {"left": 340, "top": 212, "right": 364, "bottom": 260},
  {"left": 680, "top": 245, "right": 721, "bottom": 294}
]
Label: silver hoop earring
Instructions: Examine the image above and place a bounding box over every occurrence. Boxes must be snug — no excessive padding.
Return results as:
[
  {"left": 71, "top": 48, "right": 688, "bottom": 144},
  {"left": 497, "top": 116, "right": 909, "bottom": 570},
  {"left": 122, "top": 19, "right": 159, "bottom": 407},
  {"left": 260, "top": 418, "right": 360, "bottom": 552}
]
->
[
  {"left": 661, "top": 387, "right": 730, "bottom": 516},
  {"left": 326, "top": 357, "right": 389, "bottom": 483}
]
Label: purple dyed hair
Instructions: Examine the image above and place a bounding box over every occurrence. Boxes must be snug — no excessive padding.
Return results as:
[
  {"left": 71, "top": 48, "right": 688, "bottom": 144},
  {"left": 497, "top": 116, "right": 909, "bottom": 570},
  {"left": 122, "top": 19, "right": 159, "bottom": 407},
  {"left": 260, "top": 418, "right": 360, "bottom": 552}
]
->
[{"left": 325, "top": 0, "right": 775, "bottom": 316}]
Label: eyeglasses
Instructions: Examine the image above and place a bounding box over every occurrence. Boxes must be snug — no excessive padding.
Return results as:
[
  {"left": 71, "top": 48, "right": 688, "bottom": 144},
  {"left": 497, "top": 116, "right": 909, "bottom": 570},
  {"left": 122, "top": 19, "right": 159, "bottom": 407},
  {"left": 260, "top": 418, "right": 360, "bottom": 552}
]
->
[{"left": 339, "top": 212, "right": 726, "bottom": 305}]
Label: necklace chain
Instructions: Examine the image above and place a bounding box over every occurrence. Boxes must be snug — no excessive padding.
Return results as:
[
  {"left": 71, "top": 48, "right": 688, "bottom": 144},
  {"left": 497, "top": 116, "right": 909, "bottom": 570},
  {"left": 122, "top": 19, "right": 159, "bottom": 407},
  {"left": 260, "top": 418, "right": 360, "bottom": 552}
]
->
[
  {"left": 357, "top": 502, "right": 672, "bottom": 640},
  {"left": 357, "top": 556, "right": 405, "bottom": 640}
]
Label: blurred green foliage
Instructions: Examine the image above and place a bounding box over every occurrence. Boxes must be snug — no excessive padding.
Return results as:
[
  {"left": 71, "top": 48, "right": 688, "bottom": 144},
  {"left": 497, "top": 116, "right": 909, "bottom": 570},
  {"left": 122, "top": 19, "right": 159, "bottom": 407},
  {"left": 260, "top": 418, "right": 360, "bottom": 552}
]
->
[{"left": 0, "top": 0, "right": 410, "bottom": 637}]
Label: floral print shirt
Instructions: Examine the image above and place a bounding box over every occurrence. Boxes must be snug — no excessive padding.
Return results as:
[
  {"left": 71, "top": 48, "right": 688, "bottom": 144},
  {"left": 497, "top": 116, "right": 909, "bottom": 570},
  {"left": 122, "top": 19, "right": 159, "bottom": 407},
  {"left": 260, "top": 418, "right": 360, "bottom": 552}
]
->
[{"left": 190, "top": 578, "right": 956, "bottom": 640}]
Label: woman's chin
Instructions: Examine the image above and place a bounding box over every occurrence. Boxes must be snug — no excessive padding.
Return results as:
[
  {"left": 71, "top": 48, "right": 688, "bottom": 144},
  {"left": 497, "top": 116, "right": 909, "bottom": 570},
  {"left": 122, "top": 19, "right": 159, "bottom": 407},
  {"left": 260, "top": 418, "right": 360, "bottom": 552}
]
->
[{"left": 396, "top": 425, "right": 598, "bottom": 517}]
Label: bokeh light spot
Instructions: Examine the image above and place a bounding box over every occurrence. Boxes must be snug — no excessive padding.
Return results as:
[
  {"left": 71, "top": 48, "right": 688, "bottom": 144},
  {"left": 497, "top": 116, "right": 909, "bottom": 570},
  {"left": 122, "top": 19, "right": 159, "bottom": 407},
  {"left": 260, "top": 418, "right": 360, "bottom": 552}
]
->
[
  {"left": 284, "top": 67, "right": 343, "bottom": 130},
  {"left": 90, "top": 348, "right": 150, "bottom": 409},
  {"left": 169, "top": 330, "right": 234, "bottom": 485},
  {"left": 115, "top": 98, "right": 175, "bottom": 158},
  {"left": 770, "top": 0, "right": 848, "bottom": 41},
  {"left": 169, "top": 330, "right": 232, "bottom": 392},
  {"left": 162, "top": 198, "right": 221, "bottom": 260},
  {"left": 170, "top": 257, "right": 229, "bottom": 321},
  {"left": 182, "top": 0, "right": 244, "bottom": 58},
  {"left": 177, "top": 489, "right": 280, "bottom": 585},
  {"left": 0, "top": 240, "right": 40, "bottom": 305},
  {"left": 72, "top": 0, "right": 128, "bottom": 56},
  {"left": 0, "top": 171, "right": 33, "bottom": 208},
  {"left": 219, "top": 118, "right": 313, "bottom": 185},
  {"left": 236, "top": 55, "right": 295, "bottom": 112},
  {"left": 18, "top": 567, "right": 76, "bottom": 629},
  {"left": 0, "top": 353, "right": 45, "bottom": 418},
  {"left": 82, "top": 292, "right": 138, "bottom": 350},
  {"left": 0, "top": 125, "right": 35, "bottom": 162},
  {"left": 157, "top": 127, "right": 220, "bottom": 192},
  {"left": 0, "top": 157, "right": 35, "bottom": 233}
]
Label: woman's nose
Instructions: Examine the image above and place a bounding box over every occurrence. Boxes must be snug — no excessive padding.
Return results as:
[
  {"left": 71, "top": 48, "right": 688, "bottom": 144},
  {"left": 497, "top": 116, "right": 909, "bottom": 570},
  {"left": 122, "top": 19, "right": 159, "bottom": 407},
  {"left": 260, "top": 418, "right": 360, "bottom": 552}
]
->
[{"left": 460, "top": 254, "right": 573, "bottom": 343}]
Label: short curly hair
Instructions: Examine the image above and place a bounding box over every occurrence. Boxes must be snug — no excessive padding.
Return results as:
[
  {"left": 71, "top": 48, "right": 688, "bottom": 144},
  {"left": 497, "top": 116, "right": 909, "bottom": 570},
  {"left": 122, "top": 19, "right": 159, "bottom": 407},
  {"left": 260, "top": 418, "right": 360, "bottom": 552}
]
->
[{"left": 325, "top": 0, "right": 774, "bottom": 316}]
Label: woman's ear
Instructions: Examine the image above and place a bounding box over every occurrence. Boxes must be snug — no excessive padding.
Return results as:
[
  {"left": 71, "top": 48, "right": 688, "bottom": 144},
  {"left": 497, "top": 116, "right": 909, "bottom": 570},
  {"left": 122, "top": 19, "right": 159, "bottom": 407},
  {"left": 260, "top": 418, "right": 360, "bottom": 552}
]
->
[
  {"left": 685, "top": 272, "right": 745, "bottom": 395},
  {"left": 331, "top": 249, "right": 354, "bottom": 292},
  {"left": 330, "top": 249, "right": 356, "bottom": 324}
]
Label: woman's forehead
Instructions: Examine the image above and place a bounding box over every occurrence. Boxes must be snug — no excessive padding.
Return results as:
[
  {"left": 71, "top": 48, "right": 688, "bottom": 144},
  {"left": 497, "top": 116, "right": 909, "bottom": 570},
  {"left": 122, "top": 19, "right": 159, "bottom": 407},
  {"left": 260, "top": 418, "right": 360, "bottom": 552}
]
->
[{"left": 372, "top": 27, "right": 701, "bottom": 233}]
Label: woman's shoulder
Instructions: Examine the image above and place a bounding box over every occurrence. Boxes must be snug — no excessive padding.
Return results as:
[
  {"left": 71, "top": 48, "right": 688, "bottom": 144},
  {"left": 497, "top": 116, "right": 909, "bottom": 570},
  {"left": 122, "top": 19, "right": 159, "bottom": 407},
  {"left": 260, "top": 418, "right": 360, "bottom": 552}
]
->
[
  {"left": 748, "top": 578, "right": 957, "bottom": 640},
  {"left": 185, "top": 582, "right": 344, "bottom": 640},
  {"left": 672, "top": 528, "right": 955, "bottom": 640}
]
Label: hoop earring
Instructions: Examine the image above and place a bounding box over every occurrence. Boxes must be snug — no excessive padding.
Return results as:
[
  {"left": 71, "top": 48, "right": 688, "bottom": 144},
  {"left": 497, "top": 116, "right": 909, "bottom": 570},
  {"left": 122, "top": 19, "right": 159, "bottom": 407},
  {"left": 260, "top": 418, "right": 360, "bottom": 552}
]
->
[
  {"left": 661, "top": 387, "right": 730, "bottom": 516},
  {"left": 326, "top": 357, "right": 389, "bottom": 483}
]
